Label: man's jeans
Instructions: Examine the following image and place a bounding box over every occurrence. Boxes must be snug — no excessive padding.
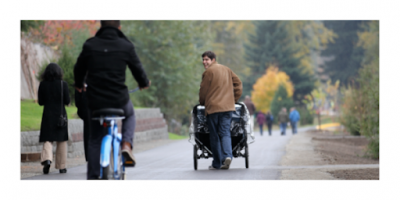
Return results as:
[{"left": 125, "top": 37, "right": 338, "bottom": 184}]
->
[
  {"left": 87, "top": 100, "right": 135, "bottom": 179},
  {"left": 259, "top": 124, "right": 263, "bottom": 136},
  {"left": 280, "top": 122, "right": 287, "bottom": 135},
  {"left": 291, "top": 121, "right": 298, "bottom": 134},
  {"left": 207, "top": 111, "right": 233, "bottom": 169},
  {"left": 267, "top": 123, "right": 272, "bottom": 135}
]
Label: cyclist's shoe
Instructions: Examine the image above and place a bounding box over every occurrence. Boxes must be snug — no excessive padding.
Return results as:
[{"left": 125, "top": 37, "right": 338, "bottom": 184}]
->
[
  {"left": 41, "top": 160, "right": 51, "bottom": 174},
  {"left": 121, "top": 141, "right": 136, "bottom": 167},
  {"left": 59, "top": 169, "right": 67, "bottom": 173}
]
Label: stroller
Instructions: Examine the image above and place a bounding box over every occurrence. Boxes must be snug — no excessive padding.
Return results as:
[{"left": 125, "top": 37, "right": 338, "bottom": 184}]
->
[{"left": 188, "top": 102, "right": 255, "bottom": 170}]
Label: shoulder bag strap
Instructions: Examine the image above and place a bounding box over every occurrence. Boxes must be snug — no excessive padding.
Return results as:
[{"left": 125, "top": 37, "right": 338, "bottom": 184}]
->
[{"left": 60, "top": 80, "right": 63, "bottom": 116}]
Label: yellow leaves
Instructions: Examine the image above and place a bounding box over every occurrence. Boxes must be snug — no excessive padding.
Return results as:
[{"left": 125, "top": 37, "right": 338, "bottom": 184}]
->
[
  {"left": 285, "top": 21, "right": 336, "bottom": 73},
  {"left": 357, "top": 21, "right": 379, "bottom": 50},
  {"left": 251, "top": 66, "right": 294, "bottom": 113}
]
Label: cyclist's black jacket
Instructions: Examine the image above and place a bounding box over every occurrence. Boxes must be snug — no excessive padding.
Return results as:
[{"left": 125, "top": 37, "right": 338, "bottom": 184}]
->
[{"left": 74, "top": 26, "right": 149, "bottom": 110}]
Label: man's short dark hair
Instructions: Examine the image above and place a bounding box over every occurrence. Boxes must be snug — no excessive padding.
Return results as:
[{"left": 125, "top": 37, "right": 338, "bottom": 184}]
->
[
  {"left": 100, "top": 20, "right": 120, "bottom": 28},
  {"left": 202, "top": 51, "right": 216, "bottom": 61}
]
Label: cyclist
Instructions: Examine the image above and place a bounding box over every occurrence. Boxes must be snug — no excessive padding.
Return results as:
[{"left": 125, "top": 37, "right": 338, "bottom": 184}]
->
[{"left": 74, "top": 20, "right": 150, "bottom": 179}]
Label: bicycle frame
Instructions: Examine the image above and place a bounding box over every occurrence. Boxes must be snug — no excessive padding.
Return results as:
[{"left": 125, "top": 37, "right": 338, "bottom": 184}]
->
[{"left": 96, "top": 116, "right": 125, "bottom": 180}]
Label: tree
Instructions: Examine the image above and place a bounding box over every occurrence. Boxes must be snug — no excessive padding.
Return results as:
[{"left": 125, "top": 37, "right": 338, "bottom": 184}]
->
[
  {"left": 251, "top": 66, "right": 293, "bottom": 113},
  {"left": 122, "top": 21, "right": 213, "bottom": 126},
  {"left": 210, "top": 21, "right": 254, "bottom": 85},
  {"left": 270, "top": 84, "right": 294, "bottom": 123},
  {"left": 29, "top": 20, "right": 99, "bottom": 48},
  {"left": 339, "top": 20, "right": 379, "bottom": 158},
  {"left": 34, "top": 23, "right": 95, "bottom": 104},
  {"left": 356, "top": 21, "right": 379, "bottom": 158},
  {"left": 244, "top": 21, "right": 316, "bottom": 103},
  {"left": 284, "top": 21, "right": 336, "bottom": 76},
  {"left": 320, "top": 20, "right": 365, "bottom": 86},
  {"left": 21, "top": 20, "right": 44, "bottom": 32}
]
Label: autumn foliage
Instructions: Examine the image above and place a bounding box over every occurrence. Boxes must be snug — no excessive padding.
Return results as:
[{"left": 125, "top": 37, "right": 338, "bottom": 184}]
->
[
  {"left": 251, "top": 66, "right": 294, "bottom": 113},
  {"left": 30, "top": 20, "right": 100, "bottom": 47}
]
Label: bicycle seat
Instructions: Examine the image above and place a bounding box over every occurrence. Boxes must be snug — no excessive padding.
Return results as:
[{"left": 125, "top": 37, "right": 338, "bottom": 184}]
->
[{"left": 92, "top": 108, "right": 124, "bottom": 117}]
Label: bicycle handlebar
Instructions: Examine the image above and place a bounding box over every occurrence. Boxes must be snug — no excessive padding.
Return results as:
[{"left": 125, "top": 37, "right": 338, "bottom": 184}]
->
[{"left": 129, "top": 87, "right": 140, "bottom": 93}]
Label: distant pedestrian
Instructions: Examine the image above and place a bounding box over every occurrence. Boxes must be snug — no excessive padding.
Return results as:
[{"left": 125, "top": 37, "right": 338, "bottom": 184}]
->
[
  {"left": 289, "top": 107, "right": 300, "bottom": 134},
  {"left": 244, "top": 95, "right": 255, "bottom": 133},
  {"left": 256, "top": 111, "right": 266, "bottom": 136},
  {"left": 75, "top": 81, "right": 90, "bottom": 162},
  {"left": 278, "top": 108, "right": 289, "bottom": 135},
  {"left": 38, "top": 63, "right": 70, "bottom": 174},
  {"left": 265, "top": 111, "right": 273, "bottom": 136}
]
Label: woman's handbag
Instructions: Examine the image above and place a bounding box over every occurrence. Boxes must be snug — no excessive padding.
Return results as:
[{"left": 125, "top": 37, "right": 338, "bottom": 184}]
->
[{"left": 57, "top": 80, "right": 68, "bottom": 127}]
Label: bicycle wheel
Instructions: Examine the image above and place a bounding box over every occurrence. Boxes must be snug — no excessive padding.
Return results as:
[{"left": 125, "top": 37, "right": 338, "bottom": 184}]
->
[
  {"left": 101, "top": 147, "right": 123, "bottom": 180},
  {"left": 100, "top": 148, "right": 113, "bottom": 180},
  {"left": 110, "top": 147, "right": 124, "bottom": 180},
  {"left": 100, "top": 166, "right": 109, "bottom": 180}
]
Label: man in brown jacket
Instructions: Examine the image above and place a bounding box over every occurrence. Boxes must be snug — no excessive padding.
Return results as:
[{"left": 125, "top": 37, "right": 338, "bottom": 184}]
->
[{"left": 199, "top": 51, "right": 242, "bottom": 170}]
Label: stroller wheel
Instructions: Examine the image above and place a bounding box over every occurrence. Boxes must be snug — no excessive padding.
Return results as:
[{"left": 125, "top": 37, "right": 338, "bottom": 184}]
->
[
  {"left": 193, "top": 145, "right": 198, "bottom": 170},
  {"left": 245, "top": 143, "right": 249, "bottom": 169}
]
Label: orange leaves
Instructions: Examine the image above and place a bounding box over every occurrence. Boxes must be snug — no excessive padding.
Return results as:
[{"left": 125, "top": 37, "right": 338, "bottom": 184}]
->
[
  {"left": 251, "top": 66, "right": 294, "bottom": 113},
  {"left": 30, "top": 20, "right": 100, "bottom": 46}
]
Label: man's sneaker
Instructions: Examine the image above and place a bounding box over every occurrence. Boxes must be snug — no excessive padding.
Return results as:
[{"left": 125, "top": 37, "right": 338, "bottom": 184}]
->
[
  {"left": 121, "top": 141, "right": 136, "bottom": 167},
  {"left": 209, "top": 165, "right": 217, "bottom": 170},
  {"left": 221, "top": 157, "right": 232, "bottom": 169}
]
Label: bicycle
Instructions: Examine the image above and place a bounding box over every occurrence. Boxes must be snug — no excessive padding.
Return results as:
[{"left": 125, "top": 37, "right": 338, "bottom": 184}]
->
[
  {"left": 92, "top": 108, "right": 126, "bottom": 180},
  {"left": 91, "top": 87, "right": 140, "bottom": 180}
]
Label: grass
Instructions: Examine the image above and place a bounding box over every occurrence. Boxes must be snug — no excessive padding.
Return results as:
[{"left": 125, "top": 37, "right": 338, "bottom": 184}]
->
[
  {"left": 169, "top": 132, "right": 188, "bottom": 140},
  {"left": 21, "top": 100, "right": 78, "bottom": 131},
  {"left": 313, "top": 115, "right": 338, "bottom": 126}
]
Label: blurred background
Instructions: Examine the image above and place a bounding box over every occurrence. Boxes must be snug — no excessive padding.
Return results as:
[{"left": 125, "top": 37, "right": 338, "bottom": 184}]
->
[{"left": 20, "top": 20, "right": 379, "bottom": 158}]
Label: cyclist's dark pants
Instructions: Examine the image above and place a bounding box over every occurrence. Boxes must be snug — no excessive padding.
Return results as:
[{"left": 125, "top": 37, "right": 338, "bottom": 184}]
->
[{"left": 87, "top": 100, "right": 136, "bottom": 179}]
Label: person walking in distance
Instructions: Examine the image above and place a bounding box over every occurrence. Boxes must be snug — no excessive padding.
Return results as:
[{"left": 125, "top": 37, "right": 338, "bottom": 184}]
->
[
  {"left": 265, "top": 111, "right": 273, "bottom": 136},
  {"left": 244, "top": 96, "right": 255, "bottom": 133},
  {"left": 199, "top": 51, "right": 242, "bottom": 170},
  {"left": 256, "top": 111, "right": 266, "bottom": 136},
  {"left": 289, "top": 107, "right": 300, "bottom": 134},
  {"left": 74, "top": 20, "right": 150, "bottom": 179},
  {"left": 38, "top": 63, "right": 70, "bottom": 174},
  {"left": 278, "top": 107, "right": 289, "bottom": 135}
]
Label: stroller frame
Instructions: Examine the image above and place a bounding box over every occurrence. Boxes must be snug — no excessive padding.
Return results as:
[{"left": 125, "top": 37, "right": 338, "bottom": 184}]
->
[{"left": 189, "top": 103, "right": 254, "bottom": 170}]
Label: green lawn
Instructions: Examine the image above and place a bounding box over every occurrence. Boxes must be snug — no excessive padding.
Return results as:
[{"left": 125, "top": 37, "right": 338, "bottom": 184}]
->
[
  {"left": 169, "top": 132, "right": 188, "bottom": 140},
  {"left": 21, "top": 100, "right": 78, "bottom": 131},
  {"left": 313, "top": 115, "right": 338, "bottom": 126}
]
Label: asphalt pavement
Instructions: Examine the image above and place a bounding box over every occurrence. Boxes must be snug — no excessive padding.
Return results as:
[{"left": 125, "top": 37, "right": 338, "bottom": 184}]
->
[{"left": 23, "top": 126, "right": 315, "bottom": 180}]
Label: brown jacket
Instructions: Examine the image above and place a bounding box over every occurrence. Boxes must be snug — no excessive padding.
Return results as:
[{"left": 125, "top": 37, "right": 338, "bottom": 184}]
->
[
  {"left": 278, "top": 110, "right": 289, "bottom": 123},
  {"left": 244, "top": 100, "right": 255, "bottom": 115},
  {"left": 199, "top": 62, "right": 243, "bottom": 115}
]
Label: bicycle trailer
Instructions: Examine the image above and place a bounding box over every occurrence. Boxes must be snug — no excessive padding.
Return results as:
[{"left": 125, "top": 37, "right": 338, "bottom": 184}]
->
[{"left": 188, "top": 102, "right": 255, "bottom": 170}]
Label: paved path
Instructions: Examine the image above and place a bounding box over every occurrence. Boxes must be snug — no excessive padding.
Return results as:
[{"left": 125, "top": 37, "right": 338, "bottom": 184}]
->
[{"left": 23, "top": 126, "right": 316, "bottom": 180}]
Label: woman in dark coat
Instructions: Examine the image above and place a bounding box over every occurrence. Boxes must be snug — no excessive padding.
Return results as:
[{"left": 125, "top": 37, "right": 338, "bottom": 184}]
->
[{"left": 38, "top": 63, "right": 70, "bottom": 174}]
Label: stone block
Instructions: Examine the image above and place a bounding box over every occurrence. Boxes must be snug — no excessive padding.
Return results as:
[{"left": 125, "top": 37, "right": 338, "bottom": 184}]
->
[{"left": 21, "top": 153, "right": 41, "bottom": 162}]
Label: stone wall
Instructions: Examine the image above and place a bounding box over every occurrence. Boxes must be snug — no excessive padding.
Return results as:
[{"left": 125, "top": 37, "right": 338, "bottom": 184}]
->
[
  {"left": 21, "top": 35, "right": 57, "bottom": 100},
  {"left": 21, "top": 108, "right": 168, "bottom": 162}
]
